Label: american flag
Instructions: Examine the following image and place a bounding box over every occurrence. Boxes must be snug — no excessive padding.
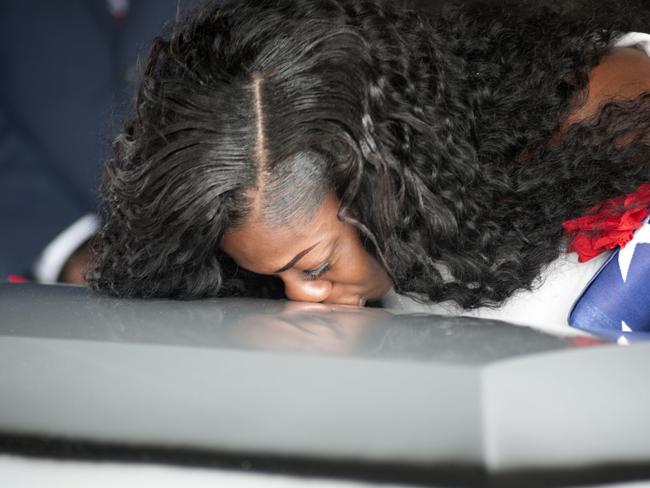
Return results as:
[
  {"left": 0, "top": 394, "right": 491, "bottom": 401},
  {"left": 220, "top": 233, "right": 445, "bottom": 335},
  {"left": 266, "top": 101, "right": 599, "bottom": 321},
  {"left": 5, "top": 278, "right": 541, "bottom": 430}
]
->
[{"left": 570, "top": 215, "right": 650, "bottom": 343}]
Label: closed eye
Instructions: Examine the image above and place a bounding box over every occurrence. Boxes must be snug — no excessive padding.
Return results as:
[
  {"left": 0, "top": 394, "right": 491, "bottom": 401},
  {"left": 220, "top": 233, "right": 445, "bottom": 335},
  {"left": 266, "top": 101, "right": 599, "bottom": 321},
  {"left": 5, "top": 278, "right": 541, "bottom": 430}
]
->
[{"left": 303, "top": 262, "right": 331, "bottom": 281}]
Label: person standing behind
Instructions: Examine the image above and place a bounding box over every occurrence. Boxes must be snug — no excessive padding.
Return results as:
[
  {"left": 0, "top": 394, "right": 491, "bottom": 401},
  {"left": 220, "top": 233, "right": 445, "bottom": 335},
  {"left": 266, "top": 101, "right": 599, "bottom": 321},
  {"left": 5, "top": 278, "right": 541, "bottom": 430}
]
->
[{"left": 0, "top": 0, "right": 197, "bottom": 283}]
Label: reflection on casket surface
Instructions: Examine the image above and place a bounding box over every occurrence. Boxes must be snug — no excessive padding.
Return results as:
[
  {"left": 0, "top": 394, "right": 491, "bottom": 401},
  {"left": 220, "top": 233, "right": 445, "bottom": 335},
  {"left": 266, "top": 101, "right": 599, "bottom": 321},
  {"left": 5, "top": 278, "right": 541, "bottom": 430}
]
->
[{"left": 1, "top": 284, "right": 649, "bottom": 487}]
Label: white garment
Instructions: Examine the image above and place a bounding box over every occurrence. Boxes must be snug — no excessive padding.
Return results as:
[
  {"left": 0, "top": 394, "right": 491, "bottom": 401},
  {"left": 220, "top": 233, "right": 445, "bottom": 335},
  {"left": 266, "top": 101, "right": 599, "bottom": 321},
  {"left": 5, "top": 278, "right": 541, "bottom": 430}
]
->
[
  {"left": 33, "top": 214, "right": 98, "bottom": 284},
  {"left": 383, "top": 33, "right": 650, "bottom": 336},
  {"left": 382, "top": 252, "right": 608, "bottom": 337},
  {"left": 615, "top": 32, "right": 650, "bottom": 56}
]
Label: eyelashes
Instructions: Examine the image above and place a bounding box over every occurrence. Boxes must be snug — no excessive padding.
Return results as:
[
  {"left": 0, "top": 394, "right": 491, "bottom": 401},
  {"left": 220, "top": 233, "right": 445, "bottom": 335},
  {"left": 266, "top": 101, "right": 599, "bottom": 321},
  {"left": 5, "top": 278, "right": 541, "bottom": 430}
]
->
[{"left": 303, "top": 262, "right": 332, "bottom": 281}]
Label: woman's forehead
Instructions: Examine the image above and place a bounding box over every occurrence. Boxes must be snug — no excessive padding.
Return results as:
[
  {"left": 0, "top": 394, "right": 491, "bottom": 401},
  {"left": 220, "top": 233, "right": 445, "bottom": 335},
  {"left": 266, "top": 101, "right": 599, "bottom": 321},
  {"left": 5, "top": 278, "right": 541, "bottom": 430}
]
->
[{"left": 220, "top": 193, "right": 341, "bottom": 272}]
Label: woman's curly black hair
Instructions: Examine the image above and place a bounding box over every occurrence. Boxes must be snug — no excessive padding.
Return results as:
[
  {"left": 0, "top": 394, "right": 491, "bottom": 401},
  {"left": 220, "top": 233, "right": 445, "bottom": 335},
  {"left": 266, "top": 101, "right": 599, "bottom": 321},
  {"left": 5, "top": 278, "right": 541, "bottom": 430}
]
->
[{"left": 89, "top": 0, "right": 650, "bottom": 308}]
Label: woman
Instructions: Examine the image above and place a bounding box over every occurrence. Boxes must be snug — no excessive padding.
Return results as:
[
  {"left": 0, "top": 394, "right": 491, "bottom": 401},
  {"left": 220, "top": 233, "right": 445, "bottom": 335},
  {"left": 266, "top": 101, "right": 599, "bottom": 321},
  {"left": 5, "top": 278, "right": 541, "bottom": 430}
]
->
[{"left": 90, "top": 0, "right": 650, "bottom": 333}]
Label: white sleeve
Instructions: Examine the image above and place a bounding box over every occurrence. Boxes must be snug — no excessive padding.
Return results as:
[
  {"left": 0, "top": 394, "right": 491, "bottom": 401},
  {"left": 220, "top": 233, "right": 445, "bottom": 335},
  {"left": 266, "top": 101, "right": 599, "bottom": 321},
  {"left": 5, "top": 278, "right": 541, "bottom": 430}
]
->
[
  {"left": 614, "top": 32, "right": 650, "bottom": 56},
  {"left": 33, "top": 214, "right": 99, "bottom": 284}
]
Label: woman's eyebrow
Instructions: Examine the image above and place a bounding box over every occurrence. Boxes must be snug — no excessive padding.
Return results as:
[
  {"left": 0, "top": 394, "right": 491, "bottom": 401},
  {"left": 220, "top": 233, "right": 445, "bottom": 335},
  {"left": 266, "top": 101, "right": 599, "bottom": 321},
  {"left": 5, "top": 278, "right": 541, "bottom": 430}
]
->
[{"left": 274, "top": 242, "right": 320, "bottom": 273}]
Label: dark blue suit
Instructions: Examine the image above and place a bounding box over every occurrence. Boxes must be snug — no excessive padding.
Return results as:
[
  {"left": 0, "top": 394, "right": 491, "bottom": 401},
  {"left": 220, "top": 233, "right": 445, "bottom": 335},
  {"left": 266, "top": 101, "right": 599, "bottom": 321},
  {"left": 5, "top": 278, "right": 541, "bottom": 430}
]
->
[{"left": 0, "top": 0, "right": 194, "bottom": 277}]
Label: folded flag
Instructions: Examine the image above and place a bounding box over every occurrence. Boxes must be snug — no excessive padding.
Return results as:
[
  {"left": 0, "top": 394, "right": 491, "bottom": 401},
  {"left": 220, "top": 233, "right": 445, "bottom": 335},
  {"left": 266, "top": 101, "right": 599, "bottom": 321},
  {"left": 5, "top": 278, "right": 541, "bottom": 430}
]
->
[{"left": 569, "top": 214, "right": 650, "bottom": 339}]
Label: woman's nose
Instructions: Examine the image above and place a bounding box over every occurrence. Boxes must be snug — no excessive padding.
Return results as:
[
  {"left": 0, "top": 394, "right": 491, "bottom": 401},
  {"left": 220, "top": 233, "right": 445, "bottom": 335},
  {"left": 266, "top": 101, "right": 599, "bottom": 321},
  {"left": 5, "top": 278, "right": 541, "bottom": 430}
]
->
[{"left": 281, "top": 273, "right": 332, "bottom": 303}]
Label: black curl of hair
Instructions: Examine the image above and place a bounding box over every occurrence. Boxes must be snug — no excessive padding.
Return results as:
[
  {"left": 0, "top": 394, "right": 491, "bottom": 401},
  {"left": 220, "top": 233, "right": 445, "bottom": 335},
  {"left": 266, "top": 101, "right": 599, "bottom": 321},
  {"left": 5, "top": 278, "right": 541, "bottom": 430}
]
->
[{"left": 89, "top": 0, "right": 650, "bottom": 308}]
